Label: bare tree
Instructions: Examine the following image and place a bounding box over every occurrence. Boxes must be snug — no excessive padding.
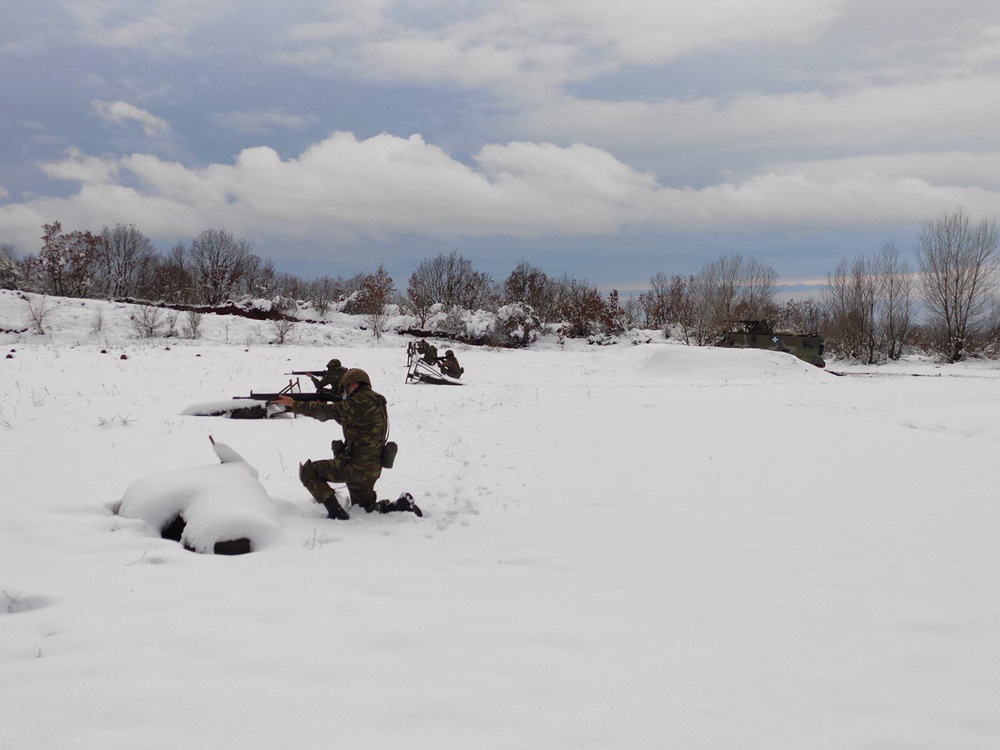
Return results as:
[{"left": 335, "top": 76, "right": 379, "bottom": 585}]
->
[
  {"left": 876, "top": 240, "right": 913, "bottom": 360},
  {"left": 739, "top": 258, "right": 779, "bottom": 320},
  {"left": 37, "top": 221, "right": 100, "bottom": 297},
  {"left": 917, "top": 209, "right": 1000, "bottom": 362},
  {"left": 823, "top": 241, "right": 913, "bottom": 362},
  {"left": 825, "top": 255, "right": 880, "bottom": 362},
  {"left": 556, "top": 275, "right": 604, "bottom": 338},
  {"left": 408, "top": 250, "right": 495, "bottom": 315},
  {"left": 667, "top": 275, "right": 697, "bottom": 344},
  {"left": 637, "top": 271, "right": 673, "bottom": 328},
  {"left": 237, "top": 254, "right": 276, "bottom": 299},
  {"left": 97, "top": 224, "right": 157, "bottom": 298},
  {"left": 775, "top": 298, "right": 825, "bottom": 337},
  {"left": 182, "top": 310, "right": 204, "bottom": 339},
  {"left": 142, "top": 243, "right": 194, "bottom": 303},
  {"left": 0, "top": 244, "right": 19, "bottom": 289},
  {"left": 306, "top": 276, "right": 342, "bottom": 316},
  {"left": 638, "top": 272, "right": 703, "bottom": 334},
  {"left": 689, "top": 256, "right": 739, "bottom": 344},
  {"left": 24, "top": 295, "right": 50, "bottom": 334},
  {"left": 269, "top": 317, "right": 297, "bottom": 344},
  {"left": 188, "top": 229, "right": 254, "bottom": 305},
  {"left": 131, "top": 304, "right": 164, "bottom": 338},
  {"left": 688, "top": 254, "right": 779, "bottom": 344},
  {"left": 503, "top": 260, "right": 559, "bottom": 324}
]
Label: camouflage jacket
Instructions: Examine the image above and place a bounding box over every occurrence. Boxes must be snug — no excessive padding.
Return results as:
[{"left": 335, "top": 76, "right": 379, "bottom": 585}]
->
[
  {"left": 314, "top": 365, "right": 348, "bottom": 391},
  {"left": 417, "top": 341, "right": 439, "bottom": 364},
  {"left": 291, "top": 384, "right": 387, "bottom": 462},
  {"left": 439, "top": 355, "right": 463, "bottom": 378}
]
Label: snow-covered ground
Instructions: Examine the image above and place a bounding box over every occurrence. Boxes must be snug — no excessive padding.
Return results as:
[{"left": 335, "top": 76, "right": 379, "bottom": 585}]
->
[{"left": 2, "top": 289, "right": 999, "bottom": 749}]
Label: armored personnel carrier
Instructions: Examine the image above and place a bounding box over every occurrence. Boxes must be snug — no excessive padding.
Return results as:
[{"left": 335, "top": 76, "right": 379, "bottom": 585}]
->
[{"left": 715, "top": 320, "right": 825, "bottom": 368}]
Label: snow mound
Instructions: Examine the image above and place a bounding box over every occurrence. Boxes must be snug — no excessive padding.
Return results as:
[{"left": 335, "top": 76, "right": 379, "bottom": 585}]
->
[
  {"left": 603, "top": 342, "right": 829, "bottom": 383},
  {"left": 117, "top": 440, "right": 280, "bottom": 554}
]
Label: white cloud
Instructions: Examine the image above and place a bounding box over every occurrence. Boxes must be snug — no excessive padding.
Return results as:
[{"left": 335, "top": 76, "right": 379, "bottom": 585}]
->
[
  {"left": 65, "top": 0, "right": 231, "bottom": 53},
  {"left": 275, "top": 0, "right": 841, "bottom": 95},
  {"left": 508, "top": 73, "right": 1000, "bottom": 177},
  {"left": 92, "top": 100, "right": 170, "bottom": 137},
  {"left": 1, "top": 132, "right": 995, "bottom": 255}
]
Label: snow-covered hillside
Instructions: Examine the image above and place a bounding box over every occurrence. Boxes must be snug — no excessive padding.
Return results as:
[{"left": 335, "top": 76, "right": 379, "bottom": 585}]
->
[{"left": 2, "top": 290, "right": 999, "bottom": 749}]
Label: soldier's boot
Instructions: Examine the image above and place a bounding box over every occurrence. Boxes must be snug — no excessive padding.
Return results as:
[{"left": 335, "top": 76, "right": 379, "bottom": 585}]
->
[
  {"left": 300, "top": 461, "right": 346, "bottom": 519},
  {"left": 375, "top": 493, "right": 423, "bottom": 517},
  {"left": 398, "top": 492, "right": 423, "bottom": 517},
  {"left": 321, "top": 494, "right": 350, "bottom": 521}
]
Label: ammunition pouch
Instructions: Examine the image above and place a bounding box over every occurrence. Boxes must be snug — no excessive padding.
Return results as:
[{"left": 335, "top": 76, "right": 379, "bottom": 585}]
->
[{"left": 381, "top": 441, "right": 398, "bottom": 469}]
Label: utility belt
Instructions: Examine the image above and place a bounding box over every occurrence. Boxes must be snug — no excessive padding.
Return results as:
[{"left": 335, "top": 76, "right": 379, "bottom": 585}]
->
[{"left": 332, "top": 439, "right": 398, "bottom": 469}]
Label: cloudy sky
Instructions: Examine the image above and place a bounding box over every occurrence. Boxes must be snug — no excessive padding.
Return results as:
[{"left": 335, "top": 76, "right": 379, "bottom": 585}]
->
[{"left": 3, "top": 0, "right": 1000, "bottom": 290}]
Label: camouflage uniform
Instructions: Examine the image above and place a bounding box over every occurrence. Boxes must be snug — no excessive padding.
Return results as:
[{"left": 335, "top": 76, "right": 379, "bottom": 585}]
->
[
  {"left": 291, "top": 381, "right": 387, "bottom": 512},
  {"left": 417, "top": 340, "right": 439, "bottom": 365},
  {"left": 312, "top": 359, "right": 348, "bottom": 392},
  {"left": 438, "top": 350, "right": 464, "bottom": 379}
]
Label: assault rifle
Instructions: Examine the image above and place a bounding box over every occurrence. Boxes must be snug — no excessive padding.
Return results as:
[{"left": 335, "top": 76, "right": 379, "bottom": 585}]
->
[
  {"left": 286, "top": 370, "right": 325, "bottom": 377},
  {"left": 233, "top": 391, "right": 344, "bottom": 403}
]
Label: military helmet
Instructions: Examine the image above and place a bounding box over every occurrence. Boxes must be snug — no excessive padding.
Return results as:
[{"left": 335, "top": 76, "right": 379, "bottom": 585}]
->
[
  {"left": 327, "top": 358, "right": 342, "bottom": 369},
  {"left": 446, "top": 350, "right": 454, "bottom": 356},
  {"left": 338, "top": 368, "right": 371, "bottom": 390}
]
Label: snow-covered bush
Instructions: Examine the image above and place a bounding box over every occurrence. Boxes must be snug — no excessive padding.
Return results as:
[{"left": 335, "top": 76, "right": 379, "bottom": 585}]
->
[{"left": 492, "top": 302, "right": 540, "bottom": 347}]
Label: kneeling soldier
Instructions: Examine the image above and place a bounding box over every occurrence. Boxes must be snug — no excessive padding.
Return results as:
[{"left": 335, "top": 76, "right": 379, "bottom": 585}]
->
[
  {"left": 272, "top": 368, "right": 419, "bottom": 519},
  {"left": 438, "top": 349, "right": 464, "bottom": 379}
]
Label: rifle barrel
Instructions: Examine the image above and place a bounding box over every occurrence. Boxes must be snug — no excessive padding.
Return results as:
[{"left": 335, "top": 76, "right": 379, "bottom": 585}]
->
[{"left": 233, "top": 392, "right": 342, "bottom": 402}]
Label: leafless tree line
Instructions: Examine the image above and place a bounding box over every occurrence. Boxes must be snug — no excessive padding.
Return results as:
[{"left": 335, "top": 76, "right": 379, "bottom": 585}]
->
[
  {"left": 5, "top": 209, "right": 1000, "bottom": 360},
  {"left": 820, "top": 210, "right": 1000, "bottom": 362},
  {"left": 823, "top": 241, "right": 913, "bottom": 363}
]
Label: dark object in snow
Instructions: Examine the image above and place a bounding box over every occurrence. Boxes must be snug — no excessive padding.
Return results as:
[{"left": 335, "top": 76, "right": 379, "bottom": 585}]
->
[
  {"left": 161, "top": 514, "right": 253, "bottom": 555},
  {"left": 213, "top": 538, "right": 252, "bottom": 555},
  {"left": 120, "top": 354, "right": 128, "bottom": 360},
  {"left": 5, "top": 354, "right": 11, "bottom": 359},
  {"left": 715, "top": 320, "right": 825, "bottom": 368},
  {"left": 101, "top": 349, "right": 107, "bottom": 354},
  {"left": 228, "top": 404, "right": 269, "bottom": 419},
  {"left": 161, "top": 514, "right": 185, "bottom": 541}
]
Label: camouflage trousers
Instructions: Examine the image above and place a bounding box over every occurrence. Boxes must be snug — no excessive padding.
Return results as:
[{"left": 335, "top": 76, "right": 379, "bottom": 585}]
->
[{"left": 299, "top": 455, "right": 382, "bottom": 512}]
